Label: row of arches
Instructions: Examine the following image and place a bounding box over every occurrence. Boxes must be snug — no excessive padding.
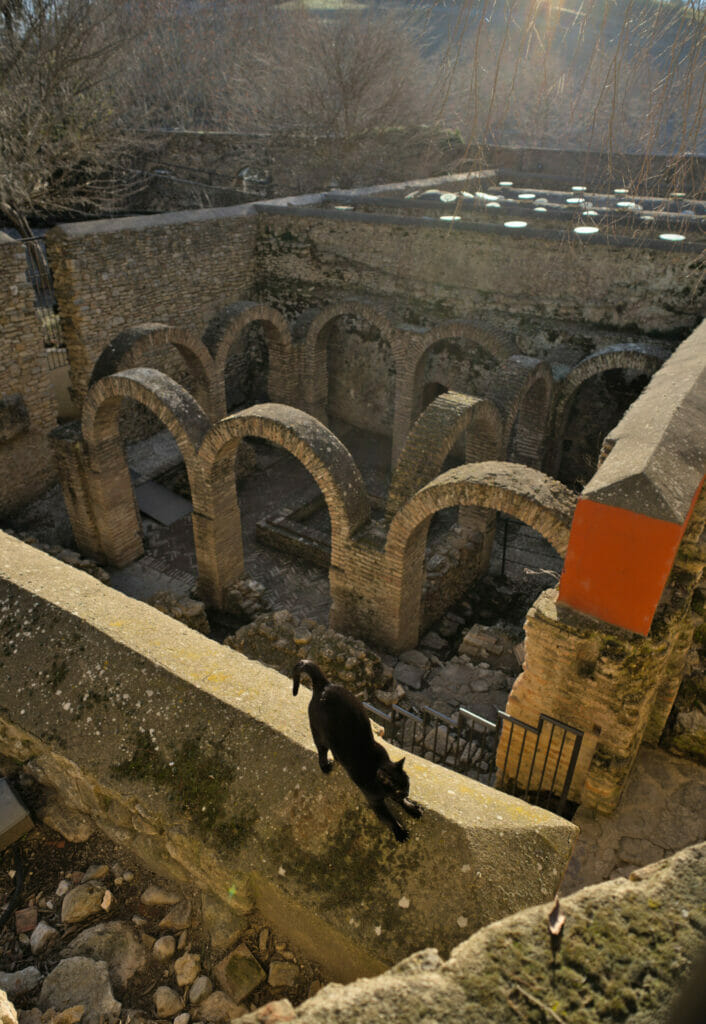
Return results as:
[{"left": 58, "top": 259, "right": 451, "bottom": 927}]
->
[
  {"left": 54, "top": 367, "right": 576, "bottom": 651},
  {"left": 85, "top": 299, "right": 667, "bottom": 482}
]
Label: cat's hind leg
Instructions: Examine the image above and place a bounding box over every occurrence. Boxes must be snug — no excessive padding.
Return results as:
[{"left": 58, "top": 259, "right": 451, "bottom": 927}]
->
[
  {"left": 308, "top": 706, "right": 333, "bottom": 773},
  {"left": 366, "top": 796, "right": 409, "bottom": 843}
]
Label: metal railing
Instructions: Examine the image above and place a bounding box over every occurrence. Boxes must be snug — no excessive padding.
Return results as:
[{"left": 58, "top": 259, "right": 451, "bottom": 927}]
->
[
  {"left": 19, "top": 236, "right": 63, "bottom": 349},
  {"left": 495, "top": 711, "right": 584, "bottom": 817},
  {"left": 364, "top": 699, "right": 583, "bottom": 818}
]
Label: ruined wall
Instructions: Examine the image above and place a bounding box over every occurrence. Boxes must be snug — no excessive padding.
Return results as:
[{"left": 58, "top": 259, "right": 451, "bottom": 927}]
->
[
  {"left": 131, "top": 128, "right": 466, "bottom": 212},
  {"left": 476, "top": 144, "right": 706, "bottom": 196},
  {"left": 254, "top": 208, "right": 703, "bottom": 338},
  {"left": 503, "top": 323, "right": 706, "bottom": 811},
  {"left": 45, "top": 207, "right": 258, "bottom": 403},
  {"left": 325, "top": 319, "right": 396, "bottom": 434},
  {"left": 0, "top": 235, "right": 58, "bottom": 514},
  {"left": 0, "top": 531, "right": 576, "bottom": 981}
]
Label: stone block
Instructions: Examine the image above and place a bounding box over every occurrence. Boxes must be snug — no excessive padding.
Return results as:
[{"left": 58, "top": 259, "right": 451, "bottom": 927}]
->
[{"left": 213, "top": 946, "right": 265, "bottom": 1003}]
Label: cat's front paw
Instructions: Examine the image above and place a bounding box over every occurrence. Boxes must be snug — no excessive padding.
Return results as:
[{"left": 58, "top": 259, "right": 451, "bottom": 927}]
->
[
  {"left": 406, "top": 800, "right": 423, "bottom": 819},
  {"left": 393, "top": 825, "right": 410, "bottom": 843},
  {"left": 319, "top": 760, "right": 333, "bottom": 774}
]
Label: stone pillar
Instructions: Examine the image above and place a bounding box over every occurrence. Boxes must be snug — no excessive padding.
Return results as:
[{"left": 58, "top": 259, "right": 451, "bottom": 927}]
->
[
  {"left": 50, "top": 424, "right": 103, "bottom": 561},
  {"left": 328, "top": 534, "right": 420, "bottom": 653},
  {"left": 86, "top": 434, "right": 143, "bottom": 567},
  {"left": 391, "top": 371, "right": 415, "bottom": 467},
  {"left": 190, "top": 458, "right": 244, "bottom": 608}
]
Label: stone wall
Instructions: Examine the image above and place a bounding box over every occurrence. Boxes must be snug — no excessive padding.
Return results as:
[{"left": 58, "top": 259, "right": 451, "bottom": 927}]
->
[
  {"left": 0, "top": 530, "right": 576, "bottom": 981},
  {"left": 45, "top": 207, "right": 258, "bottom": 403},
  {"left": 0, "top": 235, "right": 58, "bottom": 514},
  {"left": 254, "top": 207, "right": 703, "bottom": 337},
  {"left": 131, "top": 128, "right": 467, "bottom": 212},
  {"left": 474, "top": 144, "right": 706, "bottom": 197}
]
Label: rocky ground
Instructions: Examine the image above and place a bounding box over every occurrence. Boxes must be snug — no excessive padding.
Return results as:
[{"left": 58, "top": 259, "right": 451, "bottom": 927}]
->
[{"left": 0, "top": 822, "right": 324, "bottom": 1024}]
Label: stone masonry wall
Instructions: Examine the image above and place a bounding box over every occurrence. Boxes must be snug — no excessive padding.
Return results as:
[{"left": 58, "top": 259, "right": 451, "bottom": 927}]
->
[
  {"left": 0, "top": 530, "right": 576, "bottom": 982},
  {"left": 501, "top": 483, "right": 706, "bottom": 814},
  {"left": 0, "top": 235, "right": 58, "bottom": 514},
  {"left": 45, "top": 207, "right": 258, "bottom": 403},
  {"left": 254, "top": 208, "right": 704, "bottom": 338}
]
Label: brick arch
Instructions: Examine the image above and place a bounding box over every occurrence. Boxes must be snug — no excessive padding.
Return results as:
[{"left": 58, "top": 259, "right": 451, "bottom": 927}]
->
[
  {"left": 391, "top": 319, "right": 517, "bottom": 464},
  {"left": 382, "top": 462, "right": 576, "bottom": 651},
  {"left": 552, "top": 344, "right": 667, "bottom": 472},
  {"left": 386, "top": 393, "right": 504, "bottom": 520},
  {"left": 80, "top": 367, "right": 211, "bottom": 568},
  {"left": 195, "top": 403, "right": 371, "bottom": 607},
  {"left": 89, "top": 324, "right": 221, "bottom": 421},
  {"left": 300, "top": 299, "right": 397, "bottom": 423},
  {"left": 487, "top": 356, "right": 555, "bottom": 470},
  {"left": 203, "top": 301, "right": 293, "bottom": 408}
]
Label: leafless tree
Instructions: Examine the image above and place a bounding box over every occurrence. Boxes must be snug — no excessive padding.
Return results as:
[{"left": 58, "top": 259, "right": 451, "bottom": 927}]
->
[
  {"left": 439, "top": 0, "right": 705, "bottom": 192},
  {"left": 0, "top": 0, "right": 139, "bottom": 238}
]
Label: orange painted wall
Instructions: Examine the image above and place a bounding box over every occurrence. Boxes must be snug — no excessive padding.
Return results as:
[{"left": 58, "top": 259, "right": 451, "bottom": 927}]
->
[{"left": 558, "top": 481, "right": 704, "bottom": 634}]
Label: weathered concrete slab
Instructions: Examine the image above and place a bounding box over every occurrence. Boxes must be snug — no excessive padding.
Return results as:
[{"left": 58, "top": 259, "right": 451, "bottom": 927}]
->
[
  {"left": 0, "top": 530, "right": 576, "bottom": 981},
  {"left": 135, "top": 480, "right": 192, "bottom": 525}
]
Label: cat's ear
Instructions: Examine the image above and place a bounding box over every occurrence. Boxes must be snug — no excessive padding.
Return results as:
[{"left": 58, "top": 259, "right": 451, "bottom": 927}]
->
[{"left": 396, "top": 757, "right": 406, "bottom": 768}]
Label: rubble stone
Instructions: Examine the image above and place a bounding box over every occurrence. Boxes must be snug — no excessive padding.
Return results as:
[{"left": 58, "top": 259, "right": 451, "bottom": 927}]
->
[{"left": 39, "top": 958, "right": 120, "bottom": 1024}]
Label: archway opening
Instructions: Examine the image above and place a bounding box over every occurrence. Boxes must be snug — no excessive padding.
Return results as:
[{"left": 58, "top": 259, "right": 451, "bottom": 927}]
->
[
  {"left": 103, "top": 396, "right": 201, "bottom": 607},
  {"left": 558, "top": 368, "right": 650, "bottom": 490},
  {"left": 415, "top": 338, "right": 498, "bottom": 423},
  {"left": 404, "top": 510, "right": 561, "bottom": 723},
  {"left": 235, "top": 439, "right": 332, "bottom": 625},
  {"left": 323, "top": 313, "right": 395, "bottom": 500},
  {"left": 224, "top": 322, "right": 270, "bottom": 413}
]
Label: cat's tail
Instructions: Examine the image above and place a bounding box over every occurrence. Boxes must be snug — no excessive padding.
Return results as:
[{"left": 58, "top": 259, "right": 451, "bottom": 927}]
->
[{"left": 293, "top": 659, "right": 329, "bottom": 697}]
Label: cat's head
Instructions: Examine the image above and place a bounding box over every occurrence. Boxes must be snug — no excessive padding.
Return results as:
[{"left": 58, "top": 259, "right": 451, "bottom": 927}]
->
[{"left": 377, "top": 757, "right": 410, "bottom": 799}]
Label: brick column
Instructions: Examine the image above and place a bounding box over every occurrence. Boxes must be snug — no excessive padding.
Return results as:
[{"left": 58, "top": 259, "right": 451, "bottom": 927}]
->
[
  {"left": 85, "top": 434, "right": 143, "bottom": 567},
  {"left": 50, "top": 425, "right": 103, "bottom": 561},
  {"left": 191, "top": 465, "right": 245, "bottom": 609}
]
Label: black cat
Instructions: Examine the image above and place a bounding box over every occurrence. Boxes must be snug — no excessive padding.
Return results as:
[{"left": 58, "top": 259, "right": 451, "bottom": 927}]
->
[{"left": 293, "top": 659, "right": 422, "bottom": 843}]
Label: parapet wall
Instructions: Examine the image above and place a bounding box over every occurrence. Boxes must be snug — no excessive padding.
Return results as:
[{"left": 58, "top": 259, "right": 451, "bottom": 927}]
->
[
  {"left": 476, "top": 144, "right": 706, "bottom": 196},
  {"left": 0, "top": 235, "right": 58, "bottom": 514},
  {"left": 255, "top": 205, "right": 702, "bottom": 337},
  {"left": 0, "top": 530, "right": 576, "bottom": 981}
]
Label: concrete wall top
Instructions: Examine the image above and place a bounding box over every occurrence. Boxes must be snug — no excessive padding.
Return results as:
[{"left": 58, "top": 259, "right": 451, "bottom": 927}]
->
[
  {"left": 0, "top": 531, "right": 576, "bottom": 980},
  {"left": 559, "top": 320, "right": 706, "bottom": 635},
  {"left": 584, "top": 318, "right": 706, "bottom": 524},
  {"left": 50, "top": 202, "right": 259, "bottom": 238}
]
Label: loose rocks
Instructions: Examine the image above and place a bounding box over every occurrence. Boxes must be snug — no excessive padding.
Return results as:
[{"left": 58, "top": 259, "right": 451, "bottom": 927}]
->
[
  {"left": 39, "top": 958, "right": 120, "bottom": 1024},
  {"left": 60, "top": 883, "right": 108, "bottom": 925},
  {"left": 214, "top": 945, "right": 266, "bottom": 1003},
  {"left": 0, "top": 968, "right": 42, "bottom": 1000},
  {"left": 175, "top": 952, "right": 200, "bottom": 987},
  {"left": 189, "top": 976, "right": 213, "bottom": 1006},
  {"left": 153, "top": 986, "right": 183, "bottom": 1018},
  {"left": 62, "top": 921, "right": 146, "bottom": 990}
]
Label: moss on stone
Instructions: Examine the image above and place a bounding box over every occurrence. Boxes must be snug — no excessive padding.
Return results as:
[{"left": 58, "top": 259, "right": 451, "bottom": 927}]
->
[{"left": 113, "top": 733, "right": 258, "bottom": 853}]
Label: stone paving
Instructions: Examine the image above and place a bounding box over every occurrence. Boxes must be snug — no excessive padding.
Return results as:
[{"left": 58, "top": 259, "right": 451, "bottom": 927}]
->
[{"left": 561, "top": 746, "right": 706, "bottom": 894}]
